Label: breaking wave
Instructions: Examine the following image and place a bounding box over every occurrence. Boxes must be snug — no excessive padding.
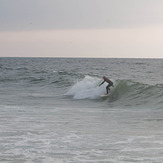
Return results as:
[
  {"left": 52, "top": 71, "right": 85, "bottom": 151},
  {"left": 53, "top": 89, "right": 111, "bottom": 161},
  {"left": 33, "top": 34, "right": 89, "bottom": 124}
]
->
[{"left": 66, "top": 76, "right": 163, "bottom": 109}]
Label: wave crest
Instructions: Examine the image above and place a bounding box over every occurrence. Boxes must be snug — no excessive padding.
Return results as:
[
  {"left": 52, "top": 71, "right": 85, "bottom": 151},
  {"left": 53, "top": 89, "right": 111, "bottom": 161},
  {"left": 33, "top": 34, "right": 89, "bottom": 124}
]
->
[{"left": 66, "top": 76, "right": 163, "bottom": 109}]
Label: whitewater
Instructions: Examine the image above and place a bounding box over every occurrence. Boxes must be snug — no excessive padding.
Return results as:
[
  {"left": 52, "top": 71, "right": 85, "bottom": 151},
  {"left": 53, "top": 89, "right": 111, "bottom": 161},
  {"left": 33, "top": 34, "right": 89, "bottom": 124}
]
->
[{"left": 0, "top": 58, "right": 163, "bottom": 163}]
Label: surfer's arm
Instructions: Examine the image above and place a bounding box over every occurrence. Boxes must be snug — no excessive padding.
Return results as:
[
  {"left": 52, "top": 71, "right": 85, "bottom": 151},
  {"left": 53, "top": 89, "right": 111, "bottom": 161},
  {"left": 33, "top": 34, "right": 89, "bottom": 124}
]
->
[{"left": 99, "top": 80, "right": 105, "bottom": 87}]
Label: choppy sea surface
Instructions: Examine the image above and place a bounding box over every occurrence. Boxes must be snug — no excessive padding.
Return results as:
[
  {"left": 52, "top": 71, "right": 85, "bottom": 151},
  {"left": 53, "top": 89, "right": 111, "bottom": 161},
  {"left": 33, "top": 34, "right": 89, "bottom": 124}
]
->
[{"left": 0, "top": 57, "right": 163, "bottom": 163}]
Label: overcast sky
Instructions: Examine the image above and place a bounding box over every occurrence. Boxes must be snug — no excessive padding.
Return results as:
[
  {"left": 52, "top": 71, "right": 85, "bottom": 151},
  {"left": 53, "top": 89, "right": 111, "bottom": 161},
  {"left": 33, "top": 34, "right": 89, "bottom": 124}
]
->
[{"left": 0, "top": 0, "right": 163, "bottom": 58}]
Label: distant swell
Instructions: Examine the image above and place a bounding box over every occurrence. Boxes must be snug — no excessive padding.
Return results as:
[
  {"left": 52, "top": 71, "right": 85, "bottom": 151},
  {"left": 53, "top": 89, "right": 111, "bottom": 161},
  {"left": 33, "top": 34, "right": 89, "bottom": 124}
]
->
[{"left": 66, "top": 76, "right": 163, "bottom": 109}]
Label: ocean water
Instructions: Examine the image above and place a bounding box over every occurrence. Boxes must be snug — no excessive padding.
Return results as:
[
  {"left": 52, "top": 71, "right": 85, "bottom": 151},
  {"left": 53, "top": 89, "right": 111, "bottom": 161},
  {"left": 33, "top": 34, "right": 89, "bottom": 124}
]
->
[{"left": 0, "top": 57, "right": 163, "bottom": 163}]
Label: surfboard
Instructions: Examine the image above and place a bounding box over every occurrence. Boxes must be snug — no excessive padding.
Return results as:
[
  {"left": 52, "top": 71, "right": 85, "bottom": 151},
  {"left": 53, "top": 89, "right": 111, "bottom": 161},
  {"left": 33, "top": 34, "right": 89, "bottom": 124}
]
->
[{"left": 100, "top": 94, "right": 109, "bottom": 97}]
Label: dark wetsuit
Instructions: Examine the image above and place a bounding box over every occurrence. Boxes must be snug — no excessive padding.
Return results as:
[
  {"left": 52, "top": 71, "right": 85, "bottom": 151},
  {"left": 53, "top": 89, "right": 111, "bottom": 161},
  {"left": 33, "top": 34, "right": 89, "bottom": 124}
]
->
[
  {"left": 99, "top": 76, "right": 114, "bottom": 94},
  {"left": 104, "top": 77, "right": 113, "bottom": 93}
]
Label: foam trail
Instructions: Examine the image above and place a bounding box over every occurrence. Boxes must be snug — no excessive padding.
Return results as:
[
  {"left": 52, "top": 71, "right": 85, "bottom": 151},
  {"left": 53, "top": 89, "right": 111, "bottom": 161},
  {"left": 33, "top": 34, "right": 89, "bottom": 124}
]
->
[{"left": 66, "top": 76, "right": 107, "bottom": 99}]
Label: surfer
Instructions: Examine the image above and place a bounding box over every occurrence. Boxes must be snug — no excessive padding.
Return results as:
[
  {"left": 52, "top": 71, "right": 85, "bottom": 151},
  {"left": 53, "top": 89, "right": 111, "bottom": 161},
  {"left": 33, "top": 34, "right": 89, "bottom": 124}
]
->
[{"left": 99, "top": 76, "right": 114, "bottom": 94}]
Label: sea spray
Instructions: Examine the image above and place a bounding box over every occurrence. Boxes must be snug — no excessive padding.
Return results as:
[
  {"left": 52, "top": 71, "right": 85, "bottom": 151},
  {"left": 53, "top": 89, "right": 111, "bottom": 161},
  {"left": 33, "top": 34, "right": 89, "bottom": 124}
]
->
[
  {"left": 65, "top": 76, "right": 114, "bottom": 99},
  {"left": 66, "top": 76, "right": 163, "bottom": 109}
]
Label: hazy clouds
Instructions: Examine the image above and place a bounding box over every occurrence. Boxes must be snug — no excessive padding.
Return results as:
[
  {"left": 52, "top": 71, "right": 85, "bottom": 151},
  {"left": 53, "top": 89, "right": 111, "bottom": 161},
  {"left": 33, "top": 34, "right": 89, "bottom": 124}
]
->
[
  {"left": 1, "top": 0, "right": 163, "bottom": 58},
  {"left": 1, "top": 0, "right": 163, "bottom": 31}
]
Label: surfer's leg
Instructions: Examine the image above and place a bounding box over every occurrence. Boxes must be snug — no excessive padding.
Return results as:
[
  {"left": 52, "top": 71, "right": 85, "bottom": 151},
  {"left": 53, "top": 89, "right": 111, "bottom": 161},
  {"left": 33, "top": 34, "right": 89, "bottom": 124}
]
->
[
  {"left": 106, "top": 83, "right": 112, "bottom": 93},
  {"left": 106, "top": 85, "right": 110, "bottom": 94}
]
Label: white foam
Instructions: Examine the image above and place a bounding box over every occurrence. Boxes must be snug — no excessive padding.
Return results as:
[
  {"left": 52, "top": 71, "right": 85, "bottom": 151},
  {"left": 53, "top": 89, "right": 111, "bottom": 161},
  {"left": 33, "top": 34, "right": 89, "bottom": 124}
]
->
[{"left": 65, "top": 76, "right": 107, "bottom": 99}]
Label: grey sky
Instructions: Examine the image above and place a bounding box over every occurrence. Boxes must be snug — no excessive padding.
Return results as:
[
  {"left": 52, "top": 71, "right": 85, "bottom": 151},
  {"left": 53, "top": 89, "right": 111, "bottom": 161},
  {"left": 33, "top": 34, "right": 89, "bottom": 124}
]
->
[
  {"left": 1, "top": 0, "right": 163, "bottom": 31},
  {"left": 1, "top": 0, "right": 163, "bottom": 58}
]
